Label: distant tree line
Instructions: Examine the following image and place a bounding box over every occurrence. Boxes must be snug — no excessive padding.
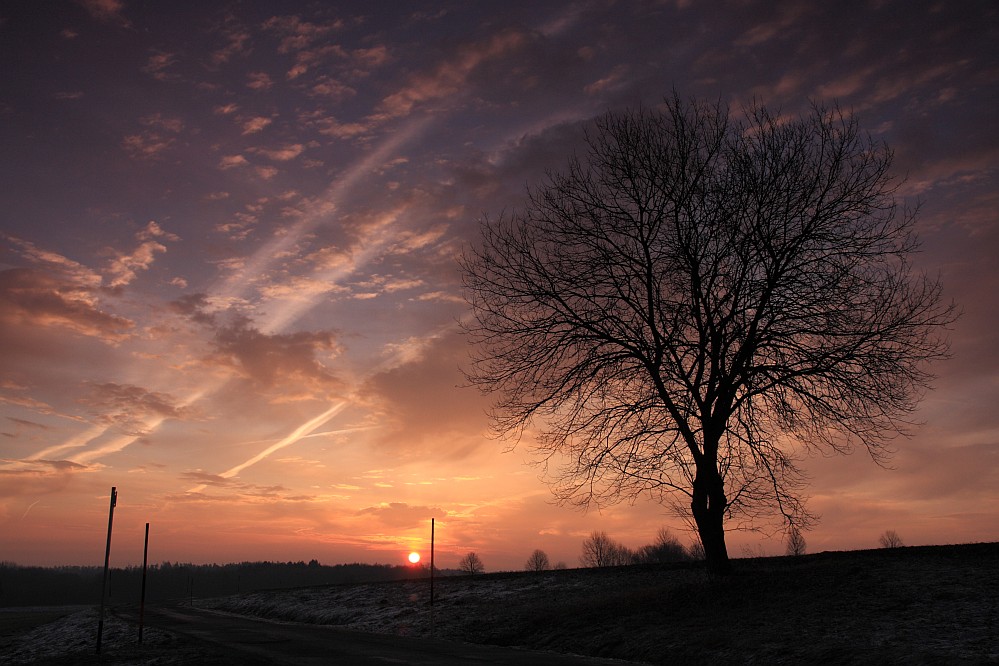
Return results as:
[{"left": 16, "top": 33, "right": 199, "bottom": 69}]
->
[
  {"left": 552, "top": 527, "right": 908, "bottom": 567},
  {"left": 578, "top": 528, "right": 699, "bottom": 568},
  {"left": 0, "top": 560, "right": 437, "bottom": 607},
  {"left": 521, "top": 528, "right": 701, "bottom": 573}
]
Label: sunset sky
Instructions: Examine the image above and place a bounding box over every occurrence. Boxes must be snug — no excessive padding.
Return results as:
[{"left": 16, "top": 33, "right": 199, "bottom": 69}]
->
[{"left": 2, "top": 1, "right": 997, "bottom": 571}]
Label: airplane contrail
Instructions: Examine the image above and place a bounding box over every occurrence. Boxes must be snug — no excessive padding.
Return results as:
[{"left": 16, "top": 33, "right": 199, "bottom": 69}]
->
[
  {"left": 186, "top": 401, "right": 348, "bottom": 493},
  {"left": 21, "top": 500, "right": 40, "bottom": 520},
  {"left": 29, "top": 424, "right": 106, "bottom": 461},
  {"left": 185, "top": 322, "right": 458, "bottom": 493},
  {"left": 214, "top": 116, "right": 432, "bottom": 306},
  {"left": 23, "top": 117, "right": 433, "bottom": 470}
]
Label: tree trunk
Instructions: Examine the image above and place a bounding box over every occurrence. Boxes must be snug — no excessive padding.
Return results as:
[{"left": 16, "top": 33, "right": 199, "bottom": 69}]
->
[{"left": 691, "top": 464, "right": 731, "bottom": 574}]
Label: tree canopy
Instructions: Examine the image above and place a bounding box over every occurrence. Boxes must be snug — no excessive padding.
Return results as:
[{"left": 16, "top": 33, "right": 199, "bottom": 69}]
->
[{"left": 460, "top": 94, "right": 954, "bottom": 573}]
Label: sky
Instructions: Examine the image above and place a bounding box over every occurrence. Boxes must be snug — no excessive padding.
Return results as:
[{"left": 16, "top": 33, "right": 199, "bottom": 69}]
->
[{"left": 1, "top": 0, "right": 997, "bottom": 571}]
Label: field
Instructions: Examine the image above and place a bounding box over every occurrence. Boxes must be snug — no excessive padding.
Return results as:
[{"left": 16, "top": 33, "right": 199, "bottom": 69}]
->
[{"left": 4, "top": 543, "right": 997, "bottom": 664}]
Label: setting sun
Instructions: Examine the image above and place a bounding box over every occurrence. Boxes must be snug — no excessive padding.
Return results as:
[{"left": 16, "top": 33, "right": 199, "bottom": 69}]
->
[{"left": 407, "top": 552, "right": 421, "bottom": 564}]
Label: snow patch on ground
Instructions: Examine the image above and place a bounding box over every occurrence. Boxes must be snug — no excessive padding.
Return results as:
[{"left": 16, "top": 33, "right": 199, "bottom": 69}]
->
[
  {"left": 200, "top": 573, "right": 553, "bottom": 636},
  {"left": 2, "top": 606, "right": 173, "bottom": 664}
]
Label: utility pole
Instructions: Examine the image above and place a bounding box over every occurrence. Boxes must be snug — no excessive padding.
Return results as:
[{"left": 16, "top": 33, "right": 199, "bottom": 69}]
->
[
  {"left": 96, "top": 486, "right": 117, "bottom": 654},
  {"left": 430, "top": 518, "right": 435, "bottom": 636},
  {"left": 430, "top": 518, "right": 435, "bottom": 606},
  {"left": 139, "top": 522, "right": 149, "bottom": 643}
]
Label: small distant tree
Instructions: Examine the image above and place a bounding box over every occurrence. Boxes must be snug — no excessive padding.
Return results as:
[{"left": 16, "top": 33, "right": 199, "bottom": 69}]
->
[
  {"left": 458, "top": 551, "right": 485, "bottom": 574},
  {"left": 580, "top": 531, "right": 618, "bottom": 567},
  {"left": 525, "top": 549, "right": 551, "bottom": 572},
  {"left": 688, "top": 540, "right": 705, "bottom": 561},
  {"left": 785, "top": 526, "right": 807, "bottom": 557},
  {"left": 635, "top": 527, "right": 691, "bottom": 564},
  {"left": 553, "top": 561, "right": 568, "bottom": 570},
  {"left": 879, "top": 530, "right": 905, "bottom": 549}
]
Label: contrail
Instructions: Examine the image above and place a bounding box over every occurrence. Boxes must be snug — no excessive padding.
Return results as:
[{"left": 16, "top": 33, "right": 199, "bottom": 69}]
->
[
  {"left": 73, "top": 424, "right": 164, "bottom": 465},
  {"left": 21, "top": 499, "right": 40, "bottom": 520},
  {"left": 214, "top": 116, "right": 432, "bottom": 305},
  {"left": 185, "top": 322, "right": 457, "bottom": 494},
  {"left": 29, "top": 424, "right": 107, "bottom": 461},
  {"left": 261, "top": 205, "right": 409, "bottom": 334},
  {"left": 236, "top": 425, "right": 377, "bottom": 446},
  {"left": 22, "top": 117, "right": 433, "bottom": 469},
  {"left": 187, "top": 401, "right": 348, "bottom": 492}
]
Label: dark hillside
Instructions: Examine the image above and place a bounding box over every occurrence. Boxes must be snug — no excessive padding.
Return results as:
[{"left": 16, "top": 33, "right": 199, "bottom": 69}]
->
[{"left": 205, "top": 543, "right": 999, "bottom": 665}]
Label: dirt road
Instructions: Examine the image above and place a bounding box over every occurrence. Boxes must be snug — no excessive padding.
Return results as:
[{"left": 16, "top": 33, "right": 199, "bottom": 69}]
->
[{"left": 129, "top": 604, "right": 639, "bottom": 665}]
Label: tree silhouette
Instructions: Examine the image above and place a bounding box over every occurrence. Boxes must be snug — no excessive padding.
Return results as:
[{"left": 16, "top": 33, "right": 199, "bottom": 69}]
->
[
  {"left": 461, "top": 93, "right": 955, "bottom": 574},
  {"left": 458, "top": 551, "right": 485, "bottom": 574},
  {"left": 635, "top": 527, "right": 691, "bottom": 563},
  {"left": 525, "top": 549, "right": 551, "bottom": 572},
  {"left": 580, "top": 531, "right": 632, "bottom": 567},
  {"left": 785, "top": 526, "right": 807, "bottom": 557},
  {"left": 879, "top": 530, "right": 905, "bottom": 549}
]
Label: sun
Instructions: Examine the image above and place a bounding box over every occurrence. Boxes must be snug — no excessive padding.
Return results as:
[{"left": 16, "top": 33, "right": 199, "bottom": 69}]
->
[{"left": 407, "top": 551, "right": 421, "bottom": 564}]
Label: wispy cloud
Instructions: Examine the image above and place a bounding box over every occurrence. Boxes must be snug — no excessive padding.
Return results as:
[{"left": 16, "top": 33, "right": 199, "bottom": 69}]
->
[
  {"left": 0, "top": 265, "right": 133, "bottom": 342},
  {"left": 213, "top": 115, "right": 433, "bottom": 316},
  {"left": 77, "top": 0, "right": 130, "bottom": 26},
  {"left": 371, "top": 30, "right": 527, "bottom": 122},
  {"left": 143, "top": 50, "right": 178, "bottom": 80},
  {"left": 246, "top": 72, "right": 274, "bottom": 91},
  {"left": 255, "top": 144, "right": 305, "bottom": 161},
  {"left": 241, "top": 115, "right": 273, "bottom": 134},
  {"left": 105, "top": 221, "right": 178, "bottom": 288}
]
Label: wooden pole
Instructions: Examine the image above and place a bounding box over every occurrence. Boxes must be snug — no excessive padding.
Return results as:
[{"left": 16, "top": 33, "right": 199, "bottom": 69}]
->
[
  {"left": 138, "top": 522, "right": 149, "bottom": 643},
  {"left": 430, "top": 518, "right": 435, "bottom": 606},
  {"left": 430, "top": 517, "right": 435, "bottom": 636},
  {"left": 96, "top": 486, "right": 117, "bottom": 654}
]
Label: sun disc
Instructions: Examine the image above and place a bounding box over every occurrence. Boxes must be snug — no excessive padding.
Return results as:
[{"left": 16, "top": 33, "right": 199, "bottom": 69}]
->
[{"left": 408, "top": 551, "right": 421, "bottom": 564}]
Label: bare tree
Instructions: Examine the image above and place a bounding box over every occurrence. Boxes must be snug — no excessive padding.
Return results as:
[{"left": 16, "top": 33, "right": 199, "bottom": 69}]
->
[
  {"left": 458, "top": 551, "right": 484, "bottom": 574},
  {"left": 580, "top": 531, "right": 619, "bottom": 568},
  {"left": 610, "top": 543, "right": 636, "bottom": 566},
  {"left": 785, "top": 525, "right": 807, "bottom": 557},
  {"left": 879, "top": 530, "right": 905, "bottom": 549},
  {"left": 461, "top": 93, "right": 954, "bottom": 574},
  {"left": 525, "top": 549, "right": 551, "bottom": 572},
  {"left": 635, "top": 527, "right": 691, "bottom": 564}
]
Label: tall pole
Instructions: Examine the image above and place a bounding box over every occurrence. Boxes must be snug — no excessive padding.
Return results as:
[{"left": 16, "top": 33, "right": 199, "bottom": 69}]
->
[
  {"left": 430, "top": 518, "right": 435, "bottom": 606},
  {"left": 430, "top": 518, "right": 435, "bottom": 636},
  {"left": 96, "top": 486, "right": 117, "bottom": 655},
  {"left": 139, "top": 522, "right": 149, "bottom": 643}
]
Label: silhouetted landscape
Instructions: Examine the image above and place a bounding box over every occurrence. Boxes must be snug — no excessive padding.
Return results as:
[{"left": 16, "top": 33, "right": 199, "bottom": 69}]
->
[
  {"left": 3, "top": 542, "right": 997, "bottom": 664},
  {"left": 0, "top": 559, "right": 448, "bottom": 607}
]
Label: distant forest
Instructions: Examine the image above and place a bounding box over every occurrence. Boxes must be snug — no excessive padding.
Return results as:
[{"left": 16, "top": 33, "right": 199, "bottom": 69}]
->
[{"left": 0, "top": 560, "right": 442, "bottom": 607}]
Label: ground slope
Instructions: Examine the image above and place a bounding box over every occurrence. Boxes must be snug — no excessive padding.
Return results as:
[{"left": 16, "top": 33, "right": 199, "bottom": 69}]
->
[{"left": 4, "top": 543, "right": 997, "bottom": 665}]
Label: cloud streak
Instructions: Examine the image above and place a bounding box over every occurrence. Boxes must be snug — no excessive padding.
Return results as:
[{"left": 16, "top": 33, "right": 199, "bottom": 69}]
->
[{"left": 188, "top": 401, "right": 348, "bottom": 492}]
